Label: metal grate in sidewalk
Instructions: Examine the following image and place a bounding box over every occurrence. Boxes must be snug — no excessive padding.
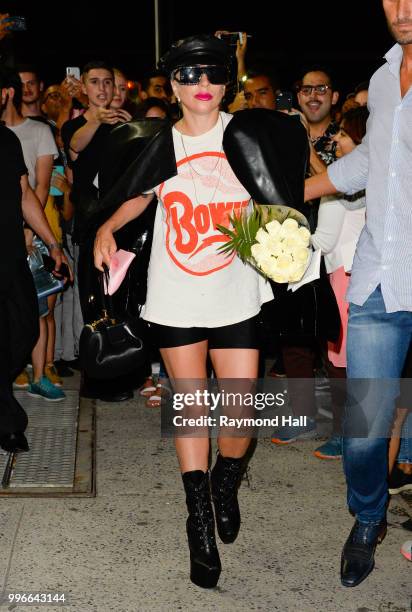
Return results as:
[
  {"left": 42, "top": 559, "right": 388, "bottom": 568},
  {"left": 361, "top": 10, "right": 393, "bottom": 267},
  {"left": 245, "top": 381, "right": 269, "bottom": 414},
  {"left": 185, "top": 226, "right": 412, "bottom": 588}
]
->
[
  {"left": 0, "top": 390, "right": 95, "bottom": 497},
  {"left": 10, "top": 391, "right": 78, "bottom": 488}
]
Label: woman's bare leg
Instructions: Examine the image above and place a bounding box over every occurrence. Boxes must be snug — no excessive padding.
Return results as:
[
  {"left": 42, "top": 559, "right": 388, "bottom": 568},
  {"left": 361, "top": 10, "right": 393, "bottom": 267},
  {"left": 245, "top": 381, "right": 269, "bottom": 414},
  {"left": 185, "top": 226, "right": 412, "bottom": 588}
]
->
[
  {"left": 209, "top": 348, "right": 259, "bottom": 458},
  {"left": 46, "top": 293, "right": 58, "bottom": 365},
  {"left": 160, "top": 341, "right": 209, "bottom": 473},
  {"left": 32, "top": 317, "right": 47, "bottom": 382}
]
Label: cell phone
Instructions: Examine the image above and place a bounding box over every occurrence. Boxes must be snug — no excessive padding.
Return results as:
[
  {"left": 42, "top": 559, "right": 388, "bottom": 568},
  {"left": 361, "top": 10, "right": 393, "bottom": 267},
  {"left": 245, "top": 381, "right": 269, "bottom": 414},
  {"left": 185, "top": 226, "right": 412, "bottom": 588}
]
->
[
  {"left": 4, "top": 15, "right": 27, "bottom": 31},
  {"left": 66, "top": 67, "right": 81, "bottom": 81},
  {"left": 42, "top": 254, "right": 70, "bottom": 280},
  {"left": 220, "top": 32, "right": 242, "bottom": 46},
  {"left": 50, "top": 165, "right": 65, "bottom": 197},
  {"left": 275, "top": 90, "right": 294, "bottom": 112}
]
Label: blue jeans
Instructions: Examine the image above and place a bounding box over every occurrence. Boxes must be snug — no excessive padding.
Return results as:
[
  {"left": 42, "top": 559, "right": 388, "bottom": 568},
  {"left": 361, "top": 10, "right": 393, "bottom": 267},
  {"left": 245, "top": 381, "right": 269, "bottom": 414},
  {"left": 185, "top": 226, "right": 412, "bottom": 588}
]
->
[{"left": 344, "top": 286, "right": 412, "bottom": 523}]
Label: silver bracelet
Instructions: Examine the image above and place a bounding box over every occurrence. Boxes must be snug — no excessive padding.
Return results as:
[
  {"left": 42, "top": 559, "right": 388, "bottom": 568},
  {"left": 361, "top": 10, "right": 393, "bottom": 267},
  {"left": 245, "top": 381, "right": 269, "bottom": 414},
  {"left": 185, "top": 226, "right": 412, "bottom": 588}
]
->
[{"left": 48, "top": 242, "right": 61, "bottom": 250}]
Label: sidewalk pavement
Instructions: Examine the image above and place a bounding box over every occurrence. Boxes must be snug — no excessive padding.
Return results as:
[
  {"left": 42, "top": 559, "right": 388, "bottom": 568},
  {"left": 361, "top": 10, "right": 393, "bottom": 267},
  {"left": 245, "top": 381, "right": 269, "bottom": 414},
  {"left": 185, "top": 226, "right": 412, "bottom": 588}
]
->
[{"left": 1, "top": 380, "right": 411, "bottom": 612}]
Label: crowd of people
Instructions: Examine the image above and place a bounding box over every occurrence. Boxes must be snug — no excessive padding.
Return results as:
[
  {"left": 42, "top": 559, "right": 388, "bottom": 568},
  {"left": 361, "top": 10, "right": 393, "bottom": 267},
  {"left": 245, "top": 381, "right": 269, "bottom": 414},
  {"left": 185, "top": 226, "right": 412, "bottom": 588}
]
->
[{"left": 1, "top": 0, "right": 412, "bottom": 593}]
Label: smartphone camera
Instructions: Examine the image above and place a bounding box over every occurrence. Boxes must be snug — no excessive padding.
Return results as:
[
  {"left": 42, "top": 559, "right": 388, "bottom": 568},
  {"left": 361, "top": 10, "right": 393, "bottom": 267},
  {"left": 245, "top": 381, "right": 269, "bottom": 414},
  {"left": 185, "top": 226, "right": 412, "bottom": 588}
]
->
[
  {"left": 66, "top": 67, "right": 81, "bottom": 81},
  {"left": 220, "top": 32, "right": 241, "bottom": 46}
]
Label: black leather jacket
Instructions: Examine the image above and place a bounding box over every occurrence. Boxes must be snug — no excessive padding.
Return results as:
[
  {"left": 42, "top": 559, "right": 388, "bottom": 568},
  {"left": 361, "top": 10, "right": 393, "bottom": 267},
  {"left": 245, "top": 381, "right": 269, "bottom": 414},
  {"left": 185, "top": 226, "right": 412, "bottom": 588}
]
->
[{"left": 79, "top": 110, "right": 339, "bottom": 342}]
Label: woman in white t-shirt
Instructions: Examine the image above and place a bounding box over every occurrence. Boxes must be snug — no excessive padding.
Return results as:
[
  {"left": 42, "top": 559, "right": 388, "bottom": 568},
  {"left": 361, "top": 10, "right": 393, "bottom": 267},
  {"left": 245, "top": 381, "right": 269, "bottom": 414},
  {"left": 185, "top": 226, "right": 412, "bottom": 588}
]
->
[{"left": 94, "top": 35, "right": 273, "bottom": 589}]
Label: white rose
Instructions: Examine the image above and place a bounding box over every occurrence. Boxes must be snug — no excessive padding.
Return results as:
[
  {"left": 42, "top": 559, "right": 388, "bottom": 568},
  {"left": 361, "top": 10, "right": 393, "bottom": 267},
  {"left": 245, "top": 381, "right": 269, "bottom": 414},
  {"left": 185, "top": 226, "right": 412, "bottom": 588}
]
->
[
  {"left": 251, "top": 243, "right": 267, "bottom": 262},
  {"left": 292, "top": 247, "right": 310, "bottom": 264},
  {"left": 289, "top": 264, "right": 307, "bottom": 282},
  {"left": 272, "top": 273, "right": 289, "bottom": 283},
  {"left": 279, "top": 219, "right": 298, "bottom": 239},
  {"left": 282, "top": 218, "right": 299, "bottom": 231},
  {"left": 284, "top": 233, "right": 302, "bottom": 249},
  {"left": 276, "top": 254, "right": 293, "bottom": 269},
  {"left": 259, "top": 258, "right": 274, "bottom": 277},
  {"left": 268, "top": 239, "right": 285, "bottom": 257},
  {"left": 298, "top": 226, "right": 311, "bottom": 246},
  {"left": 255, "top": 228, "right": 271, "bottom": 247},
  {"left": 265, "top": 220, "right": 282, "bottom": 238}
]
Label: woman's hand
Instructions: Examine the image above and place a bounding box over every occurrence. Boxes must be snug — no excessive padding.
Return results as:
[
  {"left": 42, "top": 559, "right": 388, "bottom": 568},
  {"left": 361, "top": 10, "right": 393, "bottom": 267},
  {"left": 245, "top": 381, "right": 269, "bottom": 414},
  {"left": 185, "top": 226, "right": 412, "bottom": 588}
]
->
[
  {"left": 94, "top": 227, "right": 117, "bottom": 271},
  {"left": 51, "top": 171, "right": 71, "bottom": 194},
  {"left": 228, "top": 91, "right": 247, "bottom": 113},
  {"left": 49, "top": 245, "right": 74, "bottom": 282},
  {"left": 114, "top": 108, "right": 132, "bottom": 122}
]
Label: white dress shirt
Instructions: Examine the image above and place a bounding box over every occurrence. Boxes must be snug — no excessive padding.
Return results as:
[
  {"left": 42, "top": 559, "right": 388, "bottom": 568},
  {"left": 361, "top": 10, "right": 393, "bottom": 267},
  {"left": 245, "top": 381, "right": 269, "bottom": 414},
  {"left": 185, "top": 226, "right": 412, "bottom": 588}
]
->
[{"left": 327, "top": 44, "right": 412, "bottom": 313}]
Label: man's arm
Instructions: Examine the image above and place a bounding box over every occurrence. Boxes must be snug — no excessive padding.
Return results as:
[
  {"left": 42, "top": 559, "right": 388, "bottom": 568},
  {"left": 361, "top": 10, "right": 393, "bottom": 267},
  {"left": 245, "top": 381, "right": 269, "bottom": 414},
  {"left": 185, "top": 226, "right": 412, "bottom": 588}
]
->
[
  {"left": 34, "top": 154, "right": 54, "bottom": 207},
  {"left": 68, "top": 118, "right": 100, "bottom": 161},
  {"left": 305, "top": 136, "right": 370, "bottom": 203},
  {"left": 69, "top": 108, "right": 127, "bottom": 161},
  {"left": 304, "top": 171, "right": 337, "bottom": 202},
  {"left": 20, "top": 175, "right": 72, "bottom": 277}
]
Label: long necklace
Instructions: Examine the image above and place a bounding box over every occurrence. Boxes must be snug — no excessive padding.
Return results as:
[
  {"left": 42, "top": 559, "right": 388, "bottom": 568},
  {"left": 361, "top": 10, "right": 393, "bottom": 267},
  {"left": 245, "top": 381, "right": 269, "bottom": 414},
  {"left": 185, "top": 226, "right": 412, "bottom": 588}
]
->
[{"left": 179, "top": 114, "right": 224, "bottom": 206}]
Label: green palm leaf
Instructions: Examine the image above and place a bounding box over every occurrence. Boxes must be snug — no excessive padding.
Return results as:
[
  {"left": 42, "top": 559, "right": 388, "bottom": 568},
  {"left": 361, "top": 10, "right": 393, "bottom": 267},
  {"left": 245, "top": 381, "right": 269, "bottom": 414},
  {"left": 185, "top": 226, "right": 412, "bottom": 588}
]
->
[{"left": 217, "top": 209, "right": 262, "bottom": 262}]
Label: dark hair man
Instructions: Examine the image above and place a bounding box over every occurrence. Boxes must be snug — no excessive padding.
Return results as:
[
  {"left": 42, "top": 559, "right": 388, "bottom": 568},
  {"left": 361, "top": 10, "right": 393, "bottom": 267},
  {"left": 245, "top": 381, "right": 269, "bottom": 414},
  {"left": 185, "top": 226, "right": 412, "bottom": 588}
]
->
[
  {"left": 305, "top": 0, "right": 412, "bottom": 588},
  {"left": 17, "top": 64, "right": 44, "bottom": 119},
  {"left": 140, "top": 70, "right": 172, "bottom": 102},
  {"left": 296, "top": 66, "right": 340, "bottom": 168},
  {"left": 243, "top": 69, "right": 279, "bottom": 110}
]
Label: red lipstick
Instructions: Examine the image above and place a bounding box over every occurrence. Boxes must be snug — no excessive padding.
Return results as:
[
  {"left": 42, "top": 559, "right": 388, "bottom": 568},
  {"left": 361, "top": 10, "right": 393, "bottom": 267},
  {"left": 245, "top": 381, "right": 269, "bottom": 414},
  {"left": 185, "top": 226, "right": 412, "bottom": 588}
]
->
[{"left": 195, "top": 93, "right": 212, "bottom": 101}]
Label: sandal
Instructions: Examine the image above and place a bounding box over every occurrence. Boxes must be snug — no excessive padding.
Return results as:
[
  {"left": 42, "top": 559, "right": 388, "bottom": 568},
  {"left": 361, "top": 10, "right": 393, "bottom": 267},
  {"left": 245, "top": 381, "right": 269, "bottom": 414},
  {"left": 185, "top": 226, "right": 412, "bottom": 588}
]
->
[
  {"left": 146, "top": 383, "right": 171, "bottom": 408},
  {"left": 139, "top": 376, "right": 157, "bottom": 398}
]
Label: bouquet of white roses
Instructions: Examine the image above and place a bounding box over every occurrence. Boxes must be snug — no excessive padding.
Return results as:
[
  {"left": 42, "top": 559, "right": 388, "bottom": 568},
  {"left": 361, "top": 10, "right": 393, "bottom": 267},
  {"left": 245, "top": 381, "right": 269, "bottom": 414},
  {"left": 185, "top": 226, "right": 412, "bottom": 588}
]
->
[{"left": 217, "top": 204, "right": 312, "bottom": 284}]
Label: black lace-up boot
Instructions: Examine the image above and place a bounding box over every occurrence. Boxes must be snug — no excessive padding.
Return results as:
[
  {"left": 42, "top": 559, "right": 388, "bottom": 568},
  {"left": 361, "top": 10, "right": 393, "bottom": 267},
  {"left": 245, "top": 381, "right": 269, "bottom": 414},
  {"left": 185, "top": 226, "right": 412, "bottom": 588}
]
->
[
  {"left": 182, "top": 470, "right": 221, "bottom": 588},
  {"left": 211, "top": 453, "right": 244, "bottom": 544}
]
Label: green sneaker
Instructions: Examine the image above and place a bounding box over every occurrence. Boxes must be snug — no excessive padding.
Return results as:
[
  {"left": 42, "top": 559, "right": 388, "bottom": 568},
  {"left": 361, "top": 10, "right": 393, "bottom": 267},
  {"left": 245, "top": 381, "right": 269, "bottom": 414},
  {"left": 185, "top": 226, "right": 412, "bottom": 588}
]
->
[
  {"left": 313, "top": 435, "right": 343, "bottom": 460},
  {"left": 27, "top": 376, "right": 66, "bottom": 402}
]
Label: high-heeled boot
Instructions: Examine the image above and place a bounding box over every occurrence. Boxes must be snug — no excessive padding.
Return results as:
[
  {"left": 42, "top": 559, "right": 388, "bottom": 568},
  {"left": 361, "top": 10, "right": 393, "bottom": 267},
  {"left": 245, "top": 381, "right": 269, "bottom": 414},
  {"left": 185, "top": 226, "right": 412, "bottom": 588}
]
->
[
  {"left": 211, "top": 453, "right": 244, "bottom": 544},
  {"left": 182, "top": 470, "right": 221, "bottom": 588}
]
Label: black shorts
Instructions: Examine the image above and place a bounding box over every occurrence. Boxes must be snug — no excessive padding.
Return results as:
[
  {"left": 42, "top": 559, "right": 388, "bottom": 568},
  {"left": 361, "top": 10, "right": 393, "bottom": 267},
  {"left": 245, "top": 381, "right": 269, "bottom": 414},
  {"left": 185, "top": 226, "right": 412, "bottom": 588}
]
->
[{"left": 147, "top": 315, "right": 260, "bottom": 349}]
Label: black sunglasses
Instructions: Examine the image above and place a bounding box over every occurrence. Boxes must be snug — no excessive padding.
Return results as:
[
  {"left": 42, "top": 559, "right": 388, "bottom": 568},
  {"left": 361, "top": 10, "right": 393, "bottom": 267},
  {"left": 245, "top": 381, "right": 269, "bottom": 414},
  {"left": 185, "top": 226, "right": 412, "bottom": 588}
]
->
[{"left": 172, "top": 65, "right": 229, "bottom": 85}]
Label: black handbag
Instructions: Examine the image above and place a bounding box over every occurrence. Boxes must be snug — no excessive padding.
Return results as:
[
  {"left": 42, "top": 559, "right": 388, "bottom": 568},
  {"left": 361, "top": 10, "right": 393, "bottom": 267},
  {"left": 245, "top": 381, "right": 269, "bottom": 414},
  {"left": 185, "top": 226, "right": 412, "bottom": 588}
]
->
[{"left": 79, "top": 266, "right": 147, "bottom": 379}]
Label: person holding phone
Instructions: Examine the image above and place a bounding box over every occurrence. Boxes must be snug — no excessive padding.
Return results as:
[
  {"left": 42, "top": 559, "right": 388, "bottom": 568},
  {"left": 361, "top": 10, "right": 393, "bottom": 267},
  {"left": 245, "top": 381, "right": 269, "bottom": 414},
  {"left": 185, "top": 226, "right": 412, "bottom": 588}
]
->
[{"left": 62, "top": 61, "right": 140, "bottom": 402}]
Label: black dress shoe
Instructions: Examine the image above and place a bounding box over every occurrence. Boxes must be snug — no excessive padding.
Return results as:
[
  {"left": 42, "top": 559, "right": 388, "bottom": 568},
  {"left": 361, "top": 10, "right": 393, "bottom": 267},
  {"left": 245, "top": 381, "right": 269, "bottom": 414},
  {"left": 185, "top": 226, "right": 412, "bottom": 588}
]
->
[
  {"left": 0, "top": 431, "right": 29, "bottom": 453},
  {"left": 341, "top": 519, "right": 387, "bottom": 587}
]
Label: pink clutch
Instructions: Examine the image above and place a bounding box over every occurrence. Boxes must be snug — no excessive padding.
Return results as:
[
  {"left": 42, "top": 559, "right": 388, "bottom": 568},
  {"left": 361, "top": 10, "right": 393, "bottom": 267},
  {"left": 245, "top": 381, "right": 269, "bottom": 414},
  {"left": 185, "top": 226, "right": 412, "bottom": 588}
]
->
[{"left": 104, "top": 249, "right": 136, "bottom": 295}]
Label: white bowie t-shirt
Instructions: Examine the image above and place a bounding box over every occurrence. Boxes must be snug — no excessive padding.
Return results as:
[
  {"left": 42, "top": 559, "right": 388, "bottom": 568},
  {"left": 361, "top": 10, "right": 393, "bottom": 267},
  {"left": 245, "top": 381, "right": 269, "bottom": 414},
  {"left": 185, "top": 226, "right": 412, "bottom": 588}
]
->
[{"left": 142, "top": 112, "right": 273, "bottom": 327}]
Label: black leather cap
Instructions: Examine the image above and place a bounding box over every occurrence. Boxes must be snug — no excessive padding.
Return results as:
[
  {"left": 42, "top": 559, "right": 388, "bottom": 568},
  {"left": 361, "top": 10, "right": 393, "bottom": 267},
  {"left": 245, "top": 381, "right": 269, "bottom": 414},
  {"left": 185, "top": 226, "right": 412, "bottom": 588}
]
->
[{"left": 158, "top": 34, "right": 234, "bottom": 75}]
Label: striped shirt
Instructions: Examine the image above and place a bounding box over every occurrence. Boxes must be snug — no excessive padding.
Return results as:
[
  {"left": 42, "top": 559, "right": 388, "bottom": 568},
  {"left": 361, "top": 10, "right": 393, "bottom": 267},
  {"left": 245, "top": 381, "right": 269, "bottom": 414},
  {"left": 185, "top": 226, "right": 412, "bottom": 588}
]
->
[{"left": 327, "top": 44, "right": 412, "bottom": 313}]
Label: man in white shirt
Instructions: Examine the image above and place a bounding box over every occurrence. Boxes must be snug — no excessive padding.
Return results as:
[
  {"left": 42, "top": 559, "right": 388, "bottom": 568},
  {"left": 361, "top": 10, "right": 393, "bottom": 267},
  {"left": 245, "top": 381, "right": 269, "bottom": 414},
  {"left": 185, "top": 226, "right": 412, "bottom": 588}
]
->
[{"left": 305, "top": 0, "right": 412, "bottom": 588}]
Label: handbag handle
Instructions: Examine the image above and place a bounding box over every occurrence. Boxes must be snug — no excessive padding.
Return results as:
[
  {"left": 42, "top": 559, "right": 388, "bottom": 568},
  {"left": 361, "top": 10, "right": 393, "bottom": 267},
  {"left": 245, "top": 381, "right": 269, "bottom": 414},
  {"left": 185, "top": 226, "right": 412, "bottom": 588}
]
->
[
  {"left": 99, "top": 265, "right": 116, "bottom": 320},
  {"left": 130, "top": 229, "right": 149, "bottom": 255}
]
